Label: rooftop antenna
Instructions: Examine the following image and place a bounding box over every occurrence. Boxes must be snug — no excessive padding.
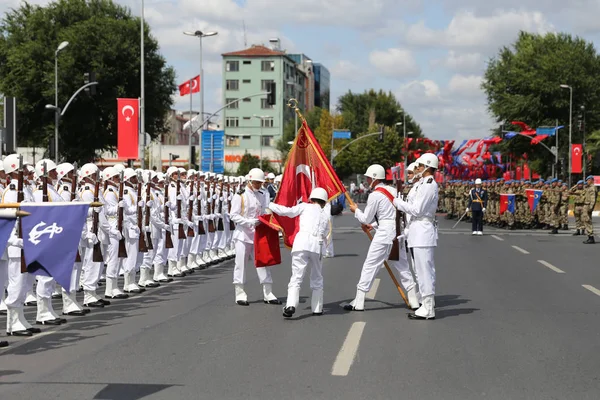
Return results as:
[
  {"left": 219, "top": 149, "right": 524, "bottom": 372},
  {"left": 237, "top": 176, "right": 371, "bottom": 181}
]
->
[{"left": 242, "top": 20, "right": 247, "bottom": 47}]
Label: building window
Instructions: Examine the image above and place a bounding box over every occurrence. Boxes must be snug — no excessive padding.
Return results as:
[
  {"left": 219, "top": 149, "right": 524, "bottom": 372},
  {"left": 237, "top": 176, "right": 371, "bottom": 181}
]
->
[
  {"left": 261, "top": 79, "right": 274, "bottom": 91},
  {"left": 226, "top": 80, "right": 239, "bottom": 91},
  {"left": 226, "top": 61, "right": 239, "bottom": 72},
  {"left": 226, "top": 98, "right": 238, "bottom": 109},
  {"left": 261, "top": 98, "right": 274, "bottom": 109},
  {"left": 226, "top": 135, "right": 240, "bottom": 147},
  {"left": 243, "top": 61, "right": 251, "bottom": 65},
  {"left": 225, "top": 117, "right": 239, "bottom": 127},
  {"left": 243, "top": 98, "right": 251, "bottom": 102},
  {"left": 242, "top": 135, "right": 251, "bottom": 140},
  {"left": 243, "top": 117, "right": 251, "bottom": 120},
  {"left": 261, "top": 135, "right": 274, "bottom": 147},
  {"left": 243, "top": 79, "right": 251, "bottom": 83},
  {"left": 260, "top": 117, "right": 274, "bottom": 128},
  {"left": 261, "top": 60, "right": 275, "bottom": 72}
]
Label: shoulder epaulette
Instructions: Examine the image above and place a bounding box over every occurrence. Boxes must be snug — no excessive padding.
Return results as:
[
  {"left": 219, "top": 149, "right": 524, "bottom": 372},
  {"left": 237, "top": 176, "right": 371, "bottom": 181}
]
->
[
  {"left": 237, "top": 189, "right": 245, "bottom": 195},
  {"left": 84, "top": 185, "right": 91, "bottom": 190},
  {"left": 427, "top": 177, "right": 433, "bottom": 184},
  {"left": 9, "top": 184, "right": 15, "bottom": 190},
  {"left": 63, "top": 185, "right": 69, "bottom": 191},
  {"left": 107, "top": 187, "right": 114, "bottom": 192},
  {"left": 38, "top": 185, "right": 43, "bottom": 190},
  {"left": 124, "top": 189, "right": 128, "bottom": 195}
]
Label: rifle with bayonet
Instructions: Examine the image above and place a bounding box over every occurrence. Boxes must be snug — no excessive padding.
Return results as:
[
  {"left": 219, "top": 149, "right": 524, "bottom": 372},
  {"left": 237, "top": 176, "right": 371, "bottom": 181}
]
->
[
  {"left": 217, "top": 180, "right": 224, "bottom": 231},
  {"left": 164, "top": 175, "right": 174, "bottom": 249},
  {"left": 207, "top": 181, "right": 216, "bottom": 233},
  {"left": 137, "top": 172, "right": 148, "bottom": 252},
  {"left": 388, "top": 170, "right": 405, "bottom": 261},
  {"left": 144, "top": 172, "right": 153, "bottom": 250},
  {"left": 117, "top": 171, "right": 127, "bottom": 258},
  {"left": 186, "top": 179, "right": 195, "bottom": 237},
  {"left": 72, "top": 162, "right": 82, "bottom": 263},
  {"left": 17, "top": 155, "right": 26, "bottom": 273},
  {"left": 227, "top": 182, "right": 235, "bottom": 230},
  {"left": 196, "top": 178, "right": 206, "bottom": 235},
  {"left": 92, "top": 170, "right": 104, "bottom": 262},
  {"left": 176, "top": 176, "right": 186, "bottom": 239}
]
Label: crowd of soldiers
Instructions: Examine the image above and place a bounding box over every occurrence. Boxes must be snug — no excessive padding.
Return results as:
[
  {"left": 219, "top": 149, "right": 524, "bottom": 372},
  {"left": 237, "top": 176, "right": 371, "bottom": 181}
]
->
[
  {"left": 401, "top": 176, "right": 597, "bottom": 243},
  {"left": 0, "top": 156, "right": 282, "bottom": 348}
]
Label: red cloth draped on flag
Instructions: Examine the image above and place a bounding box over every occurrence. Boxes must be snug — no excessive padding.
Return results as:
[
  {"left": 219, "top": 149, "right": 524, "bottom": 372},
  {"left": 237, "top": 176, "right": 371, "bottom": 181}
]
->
[
  {"left": 258, "top": 119, "right": 346, "bottom": 250},
  {"left": 254, "top": 223, "right": 281, "bottom": 267}
]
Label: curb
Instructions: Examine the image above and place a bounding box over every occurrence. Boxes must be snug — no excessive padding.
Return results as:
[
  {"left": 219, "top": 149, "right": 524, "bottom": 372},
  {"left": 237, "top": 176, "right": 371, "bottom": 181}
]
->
[{"left": 568, "top": 210, "right": 600, "bottom": 216}]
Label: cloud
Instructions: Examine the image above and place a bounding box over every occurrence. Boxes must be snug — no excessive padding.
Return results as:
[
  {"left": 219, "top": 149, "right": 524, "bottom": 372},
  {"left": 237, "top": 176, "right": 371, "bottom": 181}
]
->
[
  {"left": 330, "top": 60, "right": 369, "bottom": 83},
  {"left": 433, "top": 51, "right": 485, "bottom": 73},
  {"left": 448, "top": 74, "right": 484, "bottom": 98},
  {"left": 405, "top": 10, "right": 554, "bottom": 51},
  {"left": 369, "top": 48, "right": 419, "bottom": 78}
]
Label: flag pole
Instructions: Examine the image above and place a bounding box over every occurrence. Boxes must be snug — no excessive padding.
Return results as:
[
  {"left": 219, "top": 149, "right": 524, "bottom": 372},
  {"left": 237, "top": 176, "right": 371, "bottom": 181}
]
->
[{"left": 286, "top": 99, "right": 409, "bottom": 307}]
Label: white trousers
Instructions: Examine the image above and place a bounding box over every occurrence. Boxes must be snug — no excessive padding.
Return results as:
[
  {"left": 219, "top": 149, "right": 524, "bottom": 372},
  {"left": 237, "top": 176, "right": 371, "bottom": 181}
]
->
[
  {"left": 36, "top": 275, "right": 55, "bottom": 299},
  {"left": 356, "top": 239, "right": 392, "bottom": 293},
  {"left": 288, "top": 251, "right": 323, "bottom": 290},
  {"left": 5, "top": 257, "right": 34, "bottom": 307},
  {"left": 412, "top": 247, "right": 435, "bottom": 297},
  {"left": 141, "top": 237, "right": 157, "bottom": 269},
  {"left": 387, "top": 242, "right": 416, "bottom": 292},
  {"left": 154, "top": 235, "right": 166, "bottom": 266},
  {"left": 81, "top": 246, "right": 102, "bottom": 291},
  {"left": 105, "top": 237, "right": 121, "bottom": 279},
  {"left": 205, "top": 230, "right": 215, "bottom": 251},
  {"left": 232, "top": 240, "right": 272, "bottom": 285},
  {"left": 167, "top": 230, "right": 185, "bottom": 261}
]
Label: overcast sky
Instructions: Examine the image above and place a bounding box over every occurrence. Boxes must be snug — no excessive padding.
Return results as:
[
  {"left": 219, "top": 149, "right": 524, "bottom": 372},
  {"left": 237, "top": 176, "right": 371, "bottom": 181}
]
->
[{"left": 3, "top": 0, "right": 600, "bottom": 141}]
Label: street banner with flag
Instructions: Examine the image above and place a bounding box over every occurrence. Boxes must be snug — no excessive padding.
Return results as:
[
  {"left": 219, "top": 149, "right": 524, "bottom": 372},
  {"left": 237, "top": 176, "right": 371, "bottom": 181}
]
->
[
  {"left": 117, "top": 98, "right": 139, "bottom": 159},
  {"left": 179, "top": 75, "right": 201, "bottom": 96},
  {"left": 526, "top": 189, "right": 543, "bottom": 213},
  {"left": 499, "top": 194, "right": 516, "bottom": 215},
  {"left": 20, "top": 203, "right": 89, "bottom": 293},
  {"left": 259, "top": 119, "right": 346, "bottom": 252},
  {"left": 0, "top": 218, "right": 16, "bottom": 255},
  {"left": 572, "top": 144, "right": 583, "bottom": 173}
]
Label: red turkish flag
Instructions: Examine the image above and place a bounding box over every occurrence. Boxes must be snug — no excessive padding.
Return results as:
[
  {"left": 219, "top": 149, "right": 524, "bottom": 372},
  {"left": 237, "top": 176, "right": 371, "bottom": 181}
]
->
[
  {"left": 178, "top": 75, "right": 200, "bottom": 96},
  {"left": 117, "top": 98, "right": 139, "bottom": 159},
  {"left": 572, "top": 144, "right": 583, "bottom": 173},
  {"left": 259, "top": 119, "right": 346, "bottom": 249}
]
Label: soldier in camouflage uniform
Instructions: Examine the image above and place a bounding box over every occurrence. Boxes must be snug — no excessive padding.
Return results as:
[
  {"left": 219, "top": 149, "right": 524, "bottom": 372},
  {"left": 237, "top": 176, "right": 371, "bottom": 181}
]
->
[
  {"left": 501, "top": 180, "right": 515, "bottom": 229},
  {"left": 571, "top": 180, "right": 585, "bottom": 236},
  {"left": 547, "top": 179, "right": 562, "bottom": 234},
  {"left": 559, "top": 182, "right": 569, "bottom": 230},
  {"left": 582, "top": 176, "right": 597, "bottom": 244}
]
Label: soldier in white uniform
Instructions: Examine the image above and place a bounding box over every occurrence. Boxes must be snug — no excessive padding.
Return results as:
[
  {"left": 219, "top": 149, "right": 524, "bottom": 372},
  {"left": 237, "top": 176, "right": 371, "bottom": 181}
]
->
[
  {"left": 229, "top": 168, "right": 280, "bottom": 306},
  {"left": 268, "top": 187, "right": 330, "bottom": 318},
  {"left": 344, "top": 164, "right": 398, "bottom": 311},
  {"left": 393, "top": 153, "right": 439, "bottom": 320}
]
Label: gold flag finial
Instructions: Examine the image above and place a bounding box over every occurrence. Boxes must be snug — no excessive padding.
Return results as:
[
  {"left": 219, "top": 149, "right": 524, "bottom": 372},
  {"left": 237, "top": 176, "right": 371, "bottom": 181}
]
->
[{"left": 286, "top": 98, "right": 306, "bottom": 122}]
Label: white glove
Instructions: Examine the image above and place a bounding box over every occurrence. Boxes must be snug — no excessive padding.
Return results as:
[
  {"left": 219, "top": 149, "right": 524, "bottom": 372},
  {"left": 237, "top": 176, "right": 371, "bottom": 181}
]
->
[
  {"left": 482, "top": 207, "right": 486, "bottom": 212},
  {"left": 252, "top": 218, "right": 261, "bottom": 226},
  {"left": 193, "top": 215, "right": 202, "bottom": 223},
  {"left": 189, "top": 195, "right": 196, "bottom": 201},
  {"left": 172, "top": 218, "right": 182, "bottom": 225},
  {"left": 186, "top": 220, "right": 193, "bottom": 228},
  {"left": 465, "top": 208, "right": 469, "bottom": 213},
  {"left": 215, "top": 213, "right": 222, "bottom": 218},
  {"left": 144, "top": 226, "right": 151, "bottom": 233},
  {"left": 132, "top": 226, "right": 140, "bottom": 235},
  {"left": 109, "top": 229, "right": 122, "bottom": 241},
  {"left": 138, "top": 200, "right": 145, "bottom": 208},
  {"left": 93, "top": 207, "right": 102, "bottom": 213},
  {"left": 176, "top": 194, "right": 183, "bottom": 201},
  {"left": 163, "top": 223, "right": 172, "bottom": 233},
  {"left": 10, "top": 238, "right": 23, "bottom": 248},
  {"left": 118, "top": 200, "right": 125, "bottom": 208},
  {"left": 146, "top": 200, "right": 154, "bottom": 208},
  {"left": 165, "top": 201, "right": 171, "bottom": 208},
  {"left": 87, "top": 233, "right": 98, "bottom": 245}
]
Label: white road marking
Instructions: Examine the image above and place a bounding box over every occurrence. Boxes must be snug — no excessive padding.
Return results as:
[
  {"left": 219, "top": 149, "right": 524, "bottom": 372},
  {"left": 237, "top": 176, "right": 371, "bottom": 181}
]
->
[
  {"left": 582, "top": 285, "right": 600, "bottom": 297},
  {"left": 366, "top": 279, "right": 380, "bottom": 300},
  {"left": 331, "top": 322, "right": 366, "bottom": 377},
  {"left": 512, "top": 245, "right": 529, "bottom": 254},
  {"left": 537, "top": 260, "right": 565, "bottom": 274},
  {"left": 29, "top": 331, "right": 54, "bottom": 339},
  {"left": 491, "top": 235, "right": 504, "bottom": 241}
]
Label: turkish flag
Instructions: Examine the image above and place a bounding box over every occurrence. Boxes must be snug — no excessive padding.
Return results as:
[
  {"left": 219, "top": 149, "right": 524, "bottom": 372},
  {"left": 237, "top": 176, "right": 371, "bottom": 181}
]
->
[
  {"left": 523, "top": 163, "right": 531, "bottom": 180},
  {"left": 253, "top": 223, "right": 281, "bottom": 268},
  {"left": 259, "top": 119, "right": 346, "bottom": 249},
  {"left": 179, "top": 75, "right": 200, "bottom": 96},
  {"left": 117, "top": 98, "right": 139, "bottom": 159},
  {"left": 572, "top": 144, "right": 583, "bottom": 173}
]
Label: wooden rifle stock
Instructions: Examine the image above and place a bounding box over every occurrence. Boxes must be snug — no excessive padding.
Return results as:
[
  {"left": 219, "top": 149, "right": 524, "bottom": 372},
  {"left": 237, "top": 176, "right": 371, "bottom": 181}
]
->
[
  {"left": 196, "top": 179, "right": 205, "bottom": 235},
  {"left": 137, "top": 176, "right": 148, "bottom": 252},
  {"left": 17, "top": 156, "right": 26, "bottom": 273},
  {"left": 388, "top": 174, "right": 405, "bottom": 261},
  {"left": 207, "top": 182, "right": 216, "bottom": 233},
  {"left": 227, "top": 183, "right": 235, "bottom": 230},
  {"left": 186, "top": 180, "right": 195, "bottom": 237},
  {"left": 92, "top": 171, "right": 104, "bottom": 262},
  {"left": 144, "top": 172, "right": 154, "bottom": 250},
  {"left": 117, "top": 175, "right": 128, "bottom": 258},
  {"left": 176, "top": 179, "right": 186, "bottom": 239},
  {"left": 164, "top": 176, "right": 174, "bottom": 249},
  {"left": 217, "top": 181, "right": 224, "bottom": 231}
]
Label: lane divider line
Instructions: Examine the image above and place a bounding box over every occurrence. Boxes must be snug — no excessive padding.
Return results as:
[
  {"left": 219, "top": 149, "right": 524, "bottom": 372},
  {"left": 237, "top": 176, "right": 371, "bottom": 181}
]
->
[
  {"left": 537, "top": 260, "right": 565, "bottom": 274},
  {"left": 366, "top": 279, "right": 380, "bottom": 300},
  {"left": 491, "top": 235, "right": 504, "bottom": 241},
  {"left": 331, "top": 322, "right": 366, "bottom": 377},
  {"left": 512, "top": 245, "right": 529, "bottom": 254},
  {"left": 582, "top": 284, "right": 600, "bottom": 297}
]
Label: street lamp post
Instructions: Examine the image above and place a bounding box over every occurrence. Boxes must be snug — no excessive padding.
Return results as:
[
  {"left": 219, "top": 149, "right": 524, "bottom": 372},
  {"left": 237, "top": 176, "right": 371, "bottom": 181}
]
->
[
  {"left": 560, "top": 84, "right": 573, "bottom": 186},
  {"left": 184, "top": 30, "right": 218, "bottom": 168},
  {"left": 54, "top": 41, "right": 69, "bottom": 163}
]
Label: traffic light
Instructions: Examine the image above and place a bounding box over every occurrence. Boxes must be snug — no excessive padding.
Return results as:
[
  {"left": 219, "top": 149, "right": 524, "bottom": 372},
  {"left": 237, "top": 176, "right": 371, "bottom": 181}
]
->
[
  {"left": 577, "top": 114, "right": 584, "bottom": 132},
  {"left": 378, "top": 125, "right": 384, "bottom": 142},
  {"left": 267, "top": 82, "right": 276, "bottom": 105},
  {"left": 84, "top": 72, "right": 90, "bottom": 85}
]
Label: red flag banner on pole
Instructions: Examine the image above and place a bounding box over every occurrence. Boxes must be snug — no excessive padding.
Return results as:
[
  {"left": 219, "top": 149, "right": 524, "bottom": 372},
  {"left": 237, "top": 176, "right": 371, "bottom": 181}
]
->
[
  {"left": 571, "top": 144, "right": 583, "bottom": 173},
  {"left": 178, "top": 75, "right": 200, "bottom": 96},
  {"left": 117, "top": 98, "right": 139, "bottom": 159},
  {"left": 259, "top": 119, "right": 346, "bottom": 248}
]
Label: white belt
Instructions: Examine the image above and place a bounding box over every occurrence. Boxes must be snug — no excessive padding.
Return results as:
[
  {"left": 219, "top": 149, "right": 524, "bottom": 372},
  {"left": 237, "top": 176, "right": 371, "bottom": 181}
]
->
[
  {"left": 410, "top": 216, "right": 434, "bottom": 223},
  {"left": 377, "top": 219, "right": 396, "bottom": 226}
]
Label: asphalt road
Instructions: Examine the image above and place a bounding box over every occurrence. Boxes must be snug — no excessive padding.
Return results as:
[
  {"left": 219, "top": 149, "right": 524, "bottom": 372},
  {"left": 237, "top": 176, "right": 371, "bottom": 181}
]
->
[{"left": 1, "top": 212, "right": 600, "bottom": 399}]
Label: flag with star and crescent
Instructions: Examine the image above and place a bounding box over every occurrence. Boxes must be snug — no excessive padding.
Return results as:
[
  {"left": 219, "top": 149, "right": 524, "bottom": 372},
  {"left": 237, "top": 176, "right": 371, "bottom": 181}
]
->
[
  {"left": 117, "top": 98, "right": 139, "bottom": 159},
  {"left": 20, "top": 203, "right": 90, "bottom": 292}
]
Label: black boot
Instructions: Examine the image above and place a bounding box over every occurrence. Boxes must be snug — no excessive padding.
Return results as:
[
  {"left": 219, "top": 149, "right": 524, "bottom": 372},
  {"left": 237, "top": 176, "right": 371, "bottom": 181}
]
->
[
  {"left": 561, "top": 224, "right": 569, "bottom": 230},
  {"left": 549, "top": 227, "right": 558, "bottom": 234},
  {"left": 282, "top": 306, "right": 295, "bottom": 318},
  {"left": 584, "top": 236, "right": 595, "bottom": 244},
  {"left": 573, "top": 229, "right": 581, "bottom": 236}
]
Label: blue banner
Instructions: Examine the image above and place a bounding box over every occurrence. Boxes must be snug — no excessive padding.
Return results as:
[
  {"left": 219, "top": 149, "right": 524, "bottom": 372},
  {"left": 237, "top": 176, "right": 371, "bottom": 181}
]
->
[
  {"left": 535, "top": 127, "right": 563, "bottom": 136},
  {"left": 333, "top": 130, "right": 351, "bottom": 139},
  {"left": 21, "top": 203, "right": 89, "bottom": 292},
  {"left": 0, "top": 218, "right": 16, "bottom": 255},
  {"left": 201, "top": 130, "right": 224, "bottom": 173}
]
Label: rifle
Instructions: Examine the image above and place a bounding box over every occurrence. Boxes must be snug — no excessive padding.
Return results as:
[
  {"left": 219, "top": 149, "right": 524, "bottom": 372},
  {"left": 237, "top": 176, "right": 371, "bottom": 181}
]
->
[
  {"left": 227, "top": 182, "right": 235, "bottom": 230},
  {"left": 71, "top": 162, "right": 82, "bottom": 263},
  {"left": 217, "top": 180, "right": 224, "bottom": 231},
  {"left": 176, "top": 177, "right": 186, "bottom": 239},
  {"left": 137, "top": 172, "right": 148, "bottom": 252},
  {"left": 164, "top": 175, "right": 174, "bottom": 249},
  {"left": 186, "top": 179, "right": 195, "bottom": 237},
  {"left": 42, "top": 161, "right": 49, "bottom": 203},
  {"left": 92, "top": 170, "right": 104, "bottom": 262},
  {"left": 17, "top": 155, "right": 26, "bottom": 273},
  {"left": 196, "top": 178, "right": 206, "bottom": 235},
  {"left": 117, "top": 171, "right": 127, "bottom": 258},
  {"left": 207, "top": 181, "right": 216, "bottom": 233},
  {"left": 388, "top": 171, "right": 405, "bottom": 261},
  {"left": 144, "top": 172, "right": 153, "bottom": 250}
]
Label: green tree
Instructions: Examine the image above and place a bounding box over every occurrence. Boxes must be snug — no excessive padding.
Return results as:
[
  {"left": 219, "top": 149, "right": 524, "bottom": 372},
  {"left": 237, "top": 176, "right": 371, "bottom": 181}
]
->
[
  {"left": 0, "top": 0, "right": 176, "bottom": 163},
  {"left": 275, "top": 106, "right": 325, "bottom": 162},
  {"left": 237, "top": 152, "right": 260, "bottom": 176},
  {"left": 482, "top": 31, "right": 600, "bottom": 176}
]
